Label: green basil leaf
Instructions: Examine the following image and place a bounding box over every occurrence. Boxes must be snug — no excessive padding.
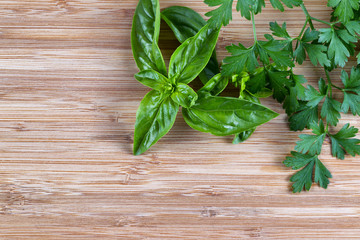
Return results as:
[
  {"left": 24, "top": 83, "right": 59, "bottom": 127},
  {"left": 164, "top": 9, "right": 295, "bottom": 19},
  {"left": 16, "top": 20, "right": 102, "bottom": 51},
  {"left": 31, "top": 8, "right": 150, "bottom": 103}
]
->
[
  {"left": 233, "top": 128, "right": 256, "bottom": 144},
  {"left": 131, "top": 0, "right": 167, "bottom": 75},
  {"left": 248, "top": 88, "right": 273, "bottom": 98},
  {"left": 182, "top": 96, "right": 279, "bottom": 136},
  {"left": 134, "top": 69, "right": 170, "bottom": 91},
  {"left": 168, "top": 24, "right": 220, "bottom": 85},
  {"left": 171, "top": 83, "right": 198, "bottom": 108},
  {"left": 161, "top": 6, "right": 206, "bottom": 42},
  {"left": 198, "top": 73, "right": 229, "bottom": 98},
  {"left": 233, "top": 92, "right": 261, "bottom": 144},
  {"left": 161, "top": 6, "right": 220, "bottom": 83},
  {"left": 134, "top": 90, "right": 179, "bottom": 155}
]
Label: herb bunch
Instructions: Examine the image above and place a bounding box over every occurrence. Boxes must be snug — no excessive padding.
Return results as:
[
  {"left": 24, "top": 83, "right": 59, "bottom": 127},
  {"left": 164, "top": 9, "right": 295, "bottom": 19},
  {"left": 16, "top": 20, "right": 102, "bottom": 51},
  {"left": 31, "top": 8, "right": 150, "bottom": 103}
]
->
[
  {"left": 203, "top": 0, "right": 360, "bottom": 192},
  {"left": 131, "top": 0, "right": 360, "bottom": 193}
]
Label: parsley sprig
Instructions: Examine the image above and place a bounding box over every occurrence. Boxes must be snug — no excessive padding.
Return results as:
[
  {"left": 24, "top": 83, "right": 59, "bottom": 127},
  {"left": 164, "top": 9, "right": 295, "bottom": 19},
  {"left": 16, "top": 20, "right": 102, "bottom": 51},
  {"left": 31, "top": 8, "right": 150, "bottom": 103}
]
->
[{"left": 203, "top": 0, "right": 360, "bottom": 192}]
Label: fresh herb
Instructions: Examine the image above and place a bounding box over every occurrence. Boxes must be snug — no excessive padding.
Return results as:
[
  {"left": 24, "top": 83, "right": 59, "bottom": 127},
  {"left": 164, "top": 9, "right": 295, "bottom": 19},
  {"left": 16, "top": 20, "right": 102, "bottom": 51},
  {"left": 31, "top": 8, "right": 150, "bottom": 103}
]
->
[
  {"left": 202, "top": 0, "right": 360, "bottom": 192},
  {"left": 131, "top": 0, "right": 360, "bottom": 193},
  {"left": 131, "top": 0, "right": 278, "bottom": 155}
]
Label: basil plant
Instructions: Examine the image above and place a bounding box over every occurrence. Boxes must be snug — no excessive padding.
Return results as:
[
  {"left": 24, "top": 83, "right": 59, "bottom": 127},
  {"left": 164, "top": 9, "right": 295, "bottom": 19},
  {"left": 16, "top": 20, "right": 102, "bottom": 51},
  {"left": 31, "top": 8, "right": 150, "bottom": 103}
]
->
[{"left": 131, "top": 0, "right": 279, "bottom": 155}]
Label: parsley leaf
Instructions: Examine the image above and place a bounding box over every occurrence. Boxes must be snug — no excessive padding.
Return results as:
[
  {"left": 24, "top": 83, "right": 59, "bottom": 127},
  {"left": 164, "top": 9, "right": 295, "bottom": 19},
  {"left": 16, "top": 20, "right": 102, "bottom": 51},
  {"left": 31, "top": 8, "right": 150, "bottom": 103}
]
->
[
  {"left": 328, "top": 0, "right": 360, "bottom": 23},
  {"left": 204, "top": 0, "right": 234, "bottom": 27},
  {"left": 321, "top": 96, "right": 342, "bottom": 126},
  {"left": 318, "top": 27, "right": 357, "bottom": 67},
  {"left": 270, "top": 21, "right": 291, "bottom": 38},
  {"left": 292, "top": 74, "right": 307, "bottom": 100},
  {"left": 288, "top": 156, "right": 315, "bottom": 192},
  {"left": 222, "top": 43, "right": 258, "bottom": 76},
  {"left": 205, "top": 0, "right": 267, "bottom": 26},
  {"left": 304, "top": 44, "right": 332, "bottom": 67},
  {"left": 283, "top": 74, "right": 307, "bottom": 115},
  {"left": 289, "top": 101, "right": 319, "bottom": 131},
  {"left": 236, "top": 0, "right": 265, "bottom": 20},
  {"left": 257, "top": 39, "right": 295, "bottom": 67},
  {"left": 284, "top": 151, "right": 332, "bottom": 192},
  {"left": 247, "top": 67, "right": 267, "bottom": 93},
  {"left": 295, "top": 120, "right": 326, "bottom": 155},
  {"left": 222, "top": 38, "right": 293, "bottom": 77},
  {"left": 341, "top": 67, "right": 360, "bottom": 94},
  {"left": 342, "top": 92, "right": 360, "bottom": 115},
  {"left": 269, "top": 21, "right": 294, "bottom": 53},
  {"left": 270, "top": 0, "right": 303, "bottom": 12},
  {"left": 313, "top": 158, "right": 332, "bottom": 190},
  {"left": 294, "top": 28, "right": 331, "bottom": 67},
  {"left": 267, "top": 69, "right": 293, "bottom": 103},
  {"left": 283, "top": 87, "right": 299, "bottom": 115},
  {"left": 304, "top": 78, "right": 327, "bottom": 107},
  {"left": 341, "top": 68, "right": 360, "bottom": 115},
  {"left": 344, "top": 20, "right": 360, "bottom": 35},
  {"left": 330, "top": 123, "right": 360, "bottom": 159}
]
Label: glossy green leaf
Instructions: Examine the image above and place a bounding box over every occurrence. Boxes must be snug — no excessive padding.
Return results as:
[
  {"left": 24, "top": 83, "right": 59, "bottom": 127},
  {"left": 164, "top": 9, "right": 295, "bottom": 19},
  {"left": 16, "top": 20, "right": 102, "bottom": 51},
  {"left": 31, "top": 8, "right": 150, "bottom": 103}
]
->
[
  {"left": 182, "top": 96, "right": 279, "bottom": 136},
  {"left": 169, "top": 24, "right": 220, "bottom": 84},
  {"left": 233, "top": 128, "right": 256, "bottom": 144},
  {"left": 161, "top": 6, "right": 220, "bottom": 83},
  {"left": 161, "top": 6, "right": 206, "bottom": 42},
  {"left": 249, "top": 88, "right": 273, "bottom": 98},
  {"left": 171, "top": 83, "right": 198, "bottom": 108},
  {"left": 131, "top": 0, "right": 166, "bottom": 75},
  {"left": 134, "top": 69, "right": 171, "bottom": 91},
  {"left": 233, "top": 93, "right": 260, "bottom": 144},
  {"left": 198, "top": 73, "right": 229, "bottom": 97},
  {"left": 134, "top": 90, "right": 179, "bottom": 155}
]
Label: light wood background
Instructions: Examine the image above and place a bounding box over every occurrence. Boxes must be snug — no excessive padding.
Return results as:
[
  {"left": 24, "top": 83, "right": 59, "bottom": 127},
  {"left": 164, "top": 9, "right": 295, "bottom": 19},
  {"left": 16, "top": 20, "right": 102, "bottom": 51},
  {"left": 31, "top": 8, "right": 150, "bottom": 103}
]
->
[{"left": 0, "top": 0, "right": 359, "bottom": 239}]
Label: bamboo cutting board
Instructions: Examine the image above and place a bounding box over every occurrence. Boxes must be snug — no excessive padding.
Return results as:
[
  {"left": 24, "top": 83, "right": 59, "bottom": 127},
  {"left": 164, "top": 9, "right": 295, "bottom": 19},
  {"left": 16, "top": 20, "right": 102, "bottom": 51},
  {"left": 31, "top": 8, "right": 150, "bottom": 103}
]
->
[{"left": 0, "top": 0, "right": 359, "bottom": 239}]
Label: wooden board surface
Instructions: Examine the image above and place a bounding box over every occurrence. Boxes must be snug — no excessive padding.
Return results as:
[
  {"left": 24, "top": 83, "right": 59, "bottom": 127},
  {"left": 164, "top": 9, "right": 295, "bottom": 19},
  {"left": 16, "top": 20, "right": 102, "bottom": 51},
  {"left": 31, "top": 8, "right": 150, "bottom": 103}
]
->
[{"left": 0, "top": 0, "right": 360, "bottom": 239}]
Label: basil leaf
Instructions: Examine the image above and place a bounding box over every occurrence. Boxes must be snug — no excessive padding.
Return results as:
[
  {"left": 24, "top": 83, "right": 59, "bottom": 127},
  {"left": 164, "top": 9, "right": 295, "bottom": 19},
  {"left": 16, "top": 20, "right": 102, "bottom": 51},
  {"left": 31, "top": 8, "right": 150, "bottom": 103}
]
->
[
  {"left": 233, "top": 93, "right": 261, "bottom": 143},
  {"left": 134, "top": 69, "right": 170, "bottom": 91},
  {"left": 233, "top": 129, "right": 256, "bottom": 144},
  {"left": 168, "top": 24, "right": 220, "bottom": 85},
  {"left": 161, "top": 6, "right": 220, "bottom": 83},
  {"left": 131, "top": 0, "right": 167, "bottom": 75},
  {"left": 171, "top": 83, "right": 198, "bottom": 108},
  {"left": 182, "top": 96, "right": 279, "bottom": 136},
  {"left": 134, "top": 90, "right": 179, "bottom": 155},
  {"left": 198, "top": 73, "right": 229, "bottom": 97},
  {"left": 249, "top": 88, "right": 273, "bottom": 98},
  {"left": 161, "top": 6, "right": 206, "bottom": 42}
]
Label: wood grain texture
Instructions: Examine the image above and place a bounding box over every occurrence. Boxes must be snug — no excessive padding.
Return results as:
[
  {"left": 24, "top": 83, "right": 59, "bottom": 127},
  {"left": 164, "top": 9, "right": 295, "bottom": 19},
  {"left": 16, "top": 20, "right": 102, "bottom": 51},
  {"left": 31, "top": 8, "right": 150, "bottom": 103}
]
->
[{"left": 0, "top": 0, "right": 359, "bottom": 239}]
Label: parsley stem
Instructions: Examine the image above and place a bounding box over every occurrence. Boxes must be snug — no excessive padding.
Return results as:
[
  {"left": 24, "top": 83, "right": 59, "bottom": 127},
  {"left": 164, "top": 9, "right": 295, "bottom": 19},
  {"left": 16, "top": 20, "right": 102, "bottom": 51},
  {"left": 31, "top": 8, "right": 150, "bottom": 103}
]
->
[
  {"left": 326, "top": 123, "right": 329, "bottom": 133},
  {"left": 300, "top": 4, "right": 315, "bottom": 30},
  {"left": 295, "top": 19, "right": 309, "bottom": 51},
  {"left": 331, "top": 83, "right": 343, "bottom": 91},
  {"left": 325, "top": 69, "right": 333, "bottom": 97},
  {"left": 310, "top": 17, "right": 332, "bottom": 26},
  {"left": 298, "top": 19, "right": 309, "bottom": 39},
  {"left": 251, "top": 11, "right": 257, "bottom": 42}
]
